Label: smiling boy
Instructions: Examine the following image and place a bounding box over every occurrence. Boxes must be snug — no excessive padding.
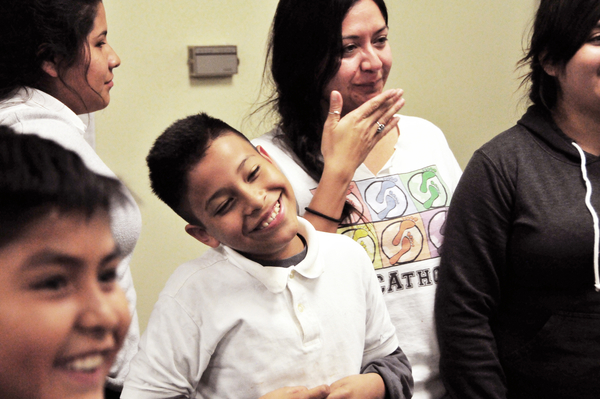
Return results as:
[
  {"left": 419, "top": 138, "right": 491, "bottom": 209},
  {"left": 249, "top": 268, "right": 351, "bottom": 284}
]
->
[
  {"left": 0, "top": 126, "right": 131, "bottom": 399},
  {"left": 182, "top": 125, "right": 304, "bottom": 261},
  {"left": 122, "top": 113, "right": 412, "bottom": 399}
]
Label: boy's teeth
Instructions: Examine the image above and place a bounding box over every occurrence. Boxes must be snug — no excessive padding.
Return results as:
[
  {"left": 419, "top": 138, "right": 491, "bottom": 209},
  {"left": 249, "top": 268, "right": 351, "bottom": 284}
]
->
[
  {"left": 260, "top": 202, "right": 281, "bottom": 229},
  {"left": 66, "top": 354, "right": 104, "bottom": 372}
]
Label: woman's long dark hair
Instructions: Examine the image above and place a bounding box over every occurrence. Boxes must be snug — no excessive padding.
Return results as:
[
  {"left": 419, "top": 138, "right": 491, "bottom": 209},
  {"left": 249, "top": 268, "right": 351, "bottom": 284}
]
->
[
  {"left": 519, "top": 0, "right": 600, "bottom": 110},
  {"left": 263, "top": 0, "right": 388, "bottom": 220},
  {"left": 0, "top": 0, "right": 101, "bottom": 101}
]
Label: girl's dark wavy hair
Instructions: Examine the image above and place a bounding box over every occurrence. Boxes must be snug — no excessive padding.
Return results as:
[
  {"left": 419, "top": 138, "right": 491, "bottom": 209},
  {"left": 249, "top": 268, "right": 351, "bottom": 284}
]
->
[
  {"left": 0, "top": 0, "right": 101, "bottom": 102},
  {"left": 519, "top": 0, "right": 600, "bottom": 110},
  {"left": 0, "top": 125, "right": 127, "bottom": 248},
  {"left": 262, "top": 0, "right": 388, "bottom": 220}
]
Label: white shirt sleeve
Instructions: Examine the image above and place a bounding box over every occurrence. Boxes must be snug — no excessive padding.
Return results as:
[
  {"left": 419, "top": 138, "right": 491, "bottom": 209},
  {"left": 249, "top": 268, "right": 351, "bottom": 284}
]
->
[{"left": 122, "top": 295, "right": 208, "bottom": 399}]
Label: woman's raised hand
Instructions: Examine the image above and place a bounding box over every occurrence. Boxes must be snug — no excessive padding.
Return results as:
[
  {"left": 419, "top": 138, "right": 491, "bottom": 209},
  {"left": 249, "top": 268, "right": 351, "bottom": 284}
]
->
[
  {"left": 304, "top": 89, "right": 404, "bottom": 233},
  {"left": 321, "top": 89, "right": 404, "bottom": 180}
]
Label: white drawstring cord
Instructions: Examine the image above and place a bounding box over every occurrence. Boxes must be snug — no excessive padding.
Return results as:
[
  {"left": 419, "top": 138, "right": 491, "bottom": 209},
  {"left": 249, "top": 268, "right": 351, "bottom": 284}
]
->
[{"left": 572, "top": 142, "right": 600, "bottom": 292}]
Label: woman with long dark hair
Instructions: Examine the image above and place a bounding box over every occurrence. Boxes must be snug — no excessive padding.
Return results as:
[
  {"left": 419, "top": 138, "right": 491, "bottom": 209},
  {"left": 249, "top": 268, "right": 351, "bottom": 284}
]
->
[
  {"left": 0, "top": 1, "right": 141, "bottom": 396},
  {"left": 252, "top": 1, "right": 462, "bottom": 397},
  {"left": 436, "top": 0, "right": 600, "bottom": 397}
]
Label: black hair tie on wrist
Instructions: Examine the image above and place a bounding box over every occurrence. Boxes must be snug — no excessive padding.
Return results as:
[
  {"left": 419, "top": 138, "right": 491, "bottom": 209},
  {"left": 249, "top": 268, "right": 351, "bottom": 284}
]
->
[{"left": 304, "top": 207, "right": 343, "bottom": 224}]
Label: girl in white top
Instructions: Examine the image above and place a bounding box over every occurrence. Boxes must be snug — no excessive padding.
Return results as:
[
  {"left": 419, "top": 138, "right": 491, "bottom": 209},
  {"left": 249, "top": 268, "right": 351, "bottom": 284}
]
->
[{"left": 0, "top": 1, "right": 141, "bottom": 395}]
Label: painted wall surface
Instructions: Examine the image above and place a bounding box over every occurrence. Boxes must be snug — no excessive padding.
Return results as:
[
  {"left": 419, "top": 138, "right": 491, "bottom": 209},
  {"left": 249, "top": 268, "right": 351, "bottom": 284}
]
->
[{"left": 97, "top": 0, "right": 536, "bottom": 331}]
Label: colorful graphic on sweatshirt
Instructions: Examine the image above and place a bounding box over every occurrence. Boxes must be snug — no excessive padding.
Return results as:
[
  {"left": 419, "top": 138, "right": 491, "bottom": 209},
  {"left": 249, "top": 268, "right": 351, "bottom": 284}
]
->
[{"left": 335, "top": 166, "right": 450, "bottom": 269}]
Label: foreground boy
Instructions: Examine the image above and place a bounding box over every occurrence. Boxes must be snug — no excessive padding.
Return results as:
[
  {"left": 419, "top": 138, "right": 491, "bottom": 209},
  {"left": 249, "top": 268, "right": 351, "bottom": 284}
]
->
[
  {"left": 122, "top": 113, "right": 413, "bottom": 399},
  {"left": 0, "top": 126, "right": 131, "bottom": 399}
]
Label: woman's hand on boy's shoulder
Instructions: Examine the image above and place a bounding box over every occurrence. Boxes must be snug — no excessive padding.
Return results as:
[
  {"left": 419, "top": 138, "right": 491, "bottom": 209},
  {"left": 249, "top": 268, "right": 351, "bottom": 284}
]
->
[
  {"left": 327, "top": 373, "right": 385, "bottom": 399},
  {"left": 259, "top": 384, "right": 330, "bottom": 399}
]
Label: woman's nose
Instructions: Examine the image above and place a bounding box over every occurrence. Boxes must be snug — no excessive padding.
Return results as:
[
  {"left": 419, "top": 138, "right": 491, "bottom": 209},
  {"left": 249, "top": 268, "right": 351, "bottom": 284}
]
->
[
  {"left": 361, "top": 46, "right": 383, "bottom": 72},
  {"left": 109, "top": 45, "right": 121, "bottom": 70}
]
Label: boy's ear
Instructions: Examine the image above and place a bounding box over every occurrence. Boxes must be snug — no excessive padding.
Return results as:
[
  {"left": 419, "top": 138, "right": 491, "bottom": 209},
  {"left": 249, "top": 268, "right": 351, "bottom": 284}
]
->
[
  {"left": 256, "top": 145, "right": 274, "bottom": 164},
  {"left": 185, "top": 224, "right": 221, "bottom": 248},
  {"left": 41, "top": 59, "right": 59, "bottom": 78}
]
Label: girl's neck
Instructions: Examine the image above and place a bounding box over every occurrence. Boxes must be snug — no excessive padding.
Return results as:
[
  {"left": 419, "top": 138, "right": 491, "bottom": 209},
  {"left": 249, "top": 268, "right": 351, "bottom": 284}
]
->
[{"left": 552, "top": 99, "right": 600, "bottom": 156}]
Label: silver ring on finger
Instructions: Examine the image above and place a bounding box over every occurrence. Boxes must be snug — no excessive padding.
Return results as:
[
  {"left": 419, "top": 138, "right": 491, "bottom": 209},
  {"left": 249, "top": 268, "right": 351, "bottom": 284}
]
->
[{"left": 376, "top": 121, "right": 385, "bottom": 133}]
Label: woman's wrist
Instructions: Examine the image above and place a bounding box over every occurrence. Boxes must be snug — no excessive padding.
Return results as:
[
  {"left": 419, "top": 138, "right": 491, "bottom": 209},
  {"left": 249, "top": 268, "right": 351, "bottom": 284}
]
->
[
  {"left": 304, "top": 207, "right": 343, "bottom": 223},
  {"left": 321, "top": 162, "right": 355, "bottom": 187}
]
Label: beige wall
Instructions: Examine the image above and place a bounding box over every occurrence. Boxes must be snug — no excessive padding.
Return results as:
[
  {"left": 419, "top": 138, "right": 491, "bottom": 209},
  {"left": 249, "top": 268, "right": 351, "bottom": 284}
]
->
[{"left": 97, "top": 0, "right": 536, "bottom": 331}]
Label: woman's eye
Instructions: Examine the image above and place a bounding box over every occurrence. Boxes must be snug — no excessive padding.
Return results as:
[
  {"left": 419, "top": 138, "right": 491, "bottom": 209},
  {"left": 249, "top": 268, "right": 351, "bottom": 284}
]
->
[
  {"left": 374, "top": 36, "right": 388, "bottom": 46},
  {"left": 343, "top": 44, "right": 357, "bottom": 55},
  {"left": 589, "top": 34, "right": 600, "bottom": 44},
  {"left": 96, "top": 41, "right": 106, "bottom": 48}
]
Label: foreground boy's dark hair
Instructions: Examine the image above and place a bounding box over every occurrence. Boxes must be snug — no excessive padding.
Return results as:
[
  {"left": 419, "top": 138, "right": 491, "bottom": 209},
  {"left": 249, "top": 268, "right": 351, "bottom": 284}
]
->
[
  {"left": 0, "top": 125, "right": 125, "bottom": 248},
  {"left": 146, "top": 112, "right": 250, "bottom": 225}
]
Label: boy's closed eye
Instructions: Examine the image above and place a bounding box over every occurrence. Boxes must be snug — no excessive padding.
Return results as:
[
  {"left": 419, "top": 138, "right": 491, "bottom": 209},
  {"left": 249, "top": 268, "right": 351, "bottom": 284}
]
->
[
  {"left": 248, "top": 165, "right": 261, "bottom": 182},
  {"left": 215, "top": 198, "right": 235, "bottom": 216},
  {"left": 211, "top": 163, "right": 263, "bottom": 217}
]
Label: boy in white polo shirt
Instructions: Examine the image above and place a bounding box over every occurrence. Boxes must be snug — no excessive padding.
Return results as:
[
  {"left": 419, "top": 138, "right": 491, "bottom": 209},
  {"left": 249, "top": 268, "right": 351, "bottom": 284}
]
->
[{"left": 122, "top": 113, "right": 413, "bottom": 399}]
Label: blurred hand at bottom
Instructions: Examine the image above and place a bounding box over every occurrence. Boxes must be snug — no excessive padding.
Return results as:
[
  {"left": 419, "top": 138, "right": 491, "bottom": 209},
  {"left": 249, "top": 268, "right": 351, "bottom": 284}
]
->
[{"left": 259, "top": 384, "right": 331, "bottom": 399}]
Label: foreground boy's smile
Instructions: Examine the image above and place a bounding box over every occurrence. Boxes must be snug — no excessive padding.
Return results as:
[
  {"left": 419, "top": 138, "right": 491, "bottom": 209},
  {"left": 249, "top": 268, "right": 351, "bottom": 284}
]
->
[{"left": 185, "top": 132, "right": 304, "bottom": 261}]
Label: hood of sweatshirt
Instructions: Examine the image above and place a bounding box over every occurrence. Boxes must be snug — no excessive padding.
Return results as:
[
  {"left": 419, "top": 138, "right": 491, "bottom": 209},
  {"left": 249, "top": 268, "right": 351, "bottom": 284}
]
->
[{"left": 517, "top": 104, "right": 600, "bottom": 165}]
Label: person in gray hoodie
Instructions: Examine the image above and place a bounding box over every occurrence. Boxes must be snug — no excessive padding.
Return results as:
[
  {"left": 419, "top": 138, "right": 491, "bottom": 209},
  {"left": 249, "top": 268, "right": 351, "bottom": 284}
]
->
[{"left": 435, "top": 0, "right": 600, "bottom": 398}]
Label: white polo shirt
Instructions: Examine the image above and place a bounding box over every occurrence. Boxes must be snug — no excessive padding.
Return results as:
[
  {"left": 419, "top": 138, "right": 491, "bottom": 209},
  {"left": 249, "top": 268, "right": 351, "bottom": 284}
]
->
[
  {"left": 253, "top": 117, "right": 463, "bottom": 399},
  {"left": 122, "top": 218, "right": 398, "bottom": 399}
]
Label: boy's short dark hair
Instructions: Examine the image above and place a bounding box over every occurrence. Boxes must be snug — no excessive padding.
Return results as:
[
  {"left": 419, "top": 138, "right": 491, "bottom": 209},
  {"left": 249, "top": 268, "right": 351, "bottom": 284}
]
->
[
  {"left": 146, "top": 112, "right": 252, "bottom": 226},
  {"left": 0, "top": 125, "right": 126, "bottom": 248}
]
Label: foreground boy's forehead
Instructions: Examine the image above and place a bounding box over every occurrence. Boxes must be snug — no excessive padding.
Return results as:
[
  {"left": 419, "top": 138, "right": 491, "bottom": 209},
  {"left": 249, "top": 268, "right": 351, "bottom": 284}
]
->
[
  {"left": 2, "top": 212, "right": 119, "bottom": 271},
  {"left": 20, "top": 244, "right": 122, "bottom": 270}
]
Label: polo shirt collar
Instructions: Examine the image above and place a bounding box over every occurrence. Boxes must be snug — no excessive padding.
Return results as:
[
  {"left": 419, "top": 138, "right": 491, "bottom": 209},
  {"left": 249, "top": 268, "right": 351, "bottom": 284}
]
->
[{"left": 220, "top": 217, "right": 324, "bottom": 293}]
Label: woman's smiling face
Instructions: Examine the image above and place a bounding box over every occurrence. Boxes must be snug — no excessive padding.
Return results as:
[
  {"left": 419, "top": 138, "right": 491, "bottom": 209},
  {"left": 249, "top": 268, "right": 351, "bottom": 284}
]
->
[{"left": 323, "top": 0, "right": 392, "bottom": 116}]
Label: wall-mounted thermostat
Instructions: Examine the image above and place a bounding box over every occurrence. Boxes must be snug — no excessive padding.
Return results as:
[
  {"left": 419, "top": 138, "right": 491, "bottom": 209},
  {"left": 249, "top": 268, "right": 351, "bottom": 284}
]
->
[{"left": 188, "top": 45, "right": 238, "bottom": 78}]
